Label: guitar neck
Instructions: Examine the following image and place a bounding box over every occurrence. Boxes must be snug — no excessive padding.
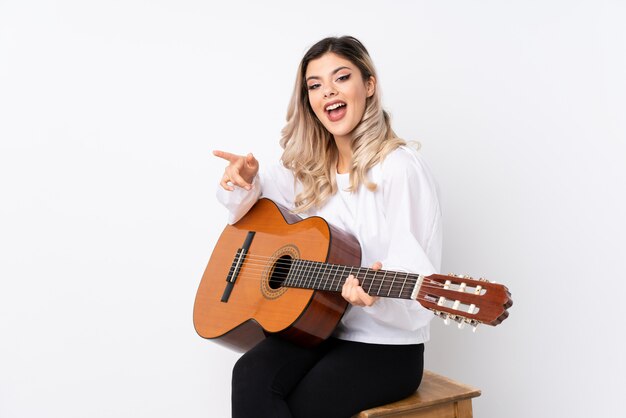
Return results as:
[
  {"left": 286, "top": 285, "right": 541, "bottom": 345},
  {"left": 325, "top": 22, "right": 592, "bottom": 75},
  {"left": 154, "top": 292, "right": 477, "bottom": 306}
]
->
[{"left": 284, "top": 259, "right": 421, "bottom": 300}]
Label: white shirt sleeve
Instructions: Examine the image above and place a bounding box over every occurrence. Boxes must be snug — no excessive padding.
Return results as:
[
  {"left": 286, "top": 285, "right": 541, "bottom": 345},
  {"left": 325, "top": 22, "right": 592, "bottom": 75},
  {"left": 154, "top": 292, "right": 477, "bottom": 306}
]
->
[
  {"left": 215, "top": 159, "right": 298, "bottom": 224},
  {"left": 361, "top": 148, "right": 442, "bottom": 330}
]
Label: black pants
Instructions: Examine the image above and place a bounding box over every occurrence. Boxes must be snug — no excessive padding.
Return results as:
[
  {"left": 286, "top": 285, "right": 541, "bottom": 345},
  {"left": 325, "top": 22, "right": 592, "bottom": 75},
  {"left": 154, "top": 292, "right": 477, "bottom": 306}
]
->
[{"left": 232, "top": 336, "right": 424, "bottom": 418}]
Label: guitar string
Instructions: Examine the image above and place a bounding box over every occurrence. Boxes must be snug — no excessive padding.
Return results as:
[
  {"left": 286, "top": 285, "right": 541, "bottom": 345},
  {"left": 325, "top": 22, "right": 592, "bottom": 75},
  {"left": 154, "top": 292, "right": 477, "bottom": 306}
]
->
[
  {"left": 231, "top": 252, "right": 441, "bottom": 282},
  {"left": 227, "top": 257, "right": 447, "bottom": 291},
  {"left": 213, "top": 257, "right": 485, "bottom": 319},
  {"left": 226, "top": 266, "right": 450, "bottom": 292},
  {"left": 209, "top": 247, "right": 497, "bottom": 321},
  {"left": 216, "top": 254, "right": 462, "bottom": 294},
  {"left": 229, "top": 271, "right": 453, "bottom": 295},
  {"left": 213, "top": 267, "right": 483, "bottom": 320},
  {"left": 228, "top": 253, "right": 466, "bottom": 291},
  {"left": 236, "top": 252, "right": 476, "bottom": 287}
]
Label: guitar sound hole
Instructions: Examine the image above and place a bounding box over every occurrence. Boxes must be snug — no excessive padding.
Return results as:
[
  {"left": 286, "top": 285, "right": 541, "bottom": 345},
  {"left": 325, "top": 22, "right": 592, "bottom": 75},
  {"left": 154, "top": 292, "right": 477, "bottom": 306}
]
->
[{"left": 269, "top": 255, "right": 293, "bottom": 290}]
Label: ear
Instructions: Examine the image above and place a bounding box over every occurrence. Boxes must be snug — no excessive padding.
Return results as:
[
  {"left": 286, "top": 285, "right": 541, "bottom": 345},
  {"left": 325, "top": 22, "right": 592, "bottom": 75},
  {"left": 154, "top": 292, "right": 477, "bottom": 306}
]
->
[{"left": 366, "top": 76, "right": 376, "bottom": 97}]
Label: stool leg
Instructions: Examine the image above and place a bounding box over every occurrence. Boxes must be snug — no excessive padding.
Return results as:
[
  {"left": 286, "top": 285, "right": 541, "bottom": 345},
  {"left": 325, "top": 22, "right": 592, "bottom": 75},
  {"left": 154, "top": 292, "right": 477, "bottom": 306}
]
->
[{"left": 456, "top": 399, "right": 474, "bottom": 418}]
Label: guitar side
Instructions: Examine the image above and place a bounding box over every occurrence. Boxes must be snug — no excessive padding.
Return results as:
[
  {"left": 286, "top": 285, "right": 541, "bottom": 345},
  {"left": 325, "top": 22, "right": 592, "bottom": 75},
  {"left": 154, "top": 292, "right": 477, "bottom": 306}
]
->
[{"left": 193, "top": 199, "right": 361, "bottom": 352}]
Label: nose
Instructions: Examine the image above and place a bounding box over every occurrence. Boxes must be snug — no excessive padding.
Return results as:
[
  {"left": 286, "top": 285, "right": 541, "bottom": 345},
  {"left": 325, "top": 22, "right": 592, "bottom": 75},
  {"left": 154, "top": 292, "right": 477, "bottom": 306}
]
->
[{"left": 323, "top": 84, "right": 337, "bottom": 98}]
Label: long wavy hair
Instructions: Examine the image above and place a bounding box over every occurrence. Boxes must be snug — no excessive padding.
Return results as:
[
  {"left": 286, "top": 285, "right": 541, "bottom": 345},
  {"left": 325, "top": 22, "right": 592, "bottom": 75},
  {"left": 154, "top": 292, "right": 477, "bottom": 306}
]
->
[{"left": 280, "top": 36, "right": 407, "bottom": 213}]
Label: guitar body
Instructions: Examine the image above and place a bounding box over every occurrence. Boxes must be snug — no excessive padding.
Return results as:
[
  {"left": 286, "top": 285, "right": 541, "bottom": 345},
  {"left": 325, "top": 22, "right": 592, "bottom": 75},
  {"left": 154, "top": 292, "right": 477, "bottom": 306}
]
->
[{"left": 193, "top": 198, "right": 361, "bottom": 352}]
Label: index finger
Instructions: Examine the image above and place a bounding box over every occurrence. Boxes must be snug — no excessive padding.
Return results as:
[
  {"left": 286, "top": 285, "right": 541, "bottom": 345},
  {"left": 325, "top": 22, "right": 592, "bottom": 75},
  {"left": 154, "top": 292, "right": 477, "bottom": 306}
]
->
[{"left": 213, "top": 150, "right": 239, "bottom": 162}]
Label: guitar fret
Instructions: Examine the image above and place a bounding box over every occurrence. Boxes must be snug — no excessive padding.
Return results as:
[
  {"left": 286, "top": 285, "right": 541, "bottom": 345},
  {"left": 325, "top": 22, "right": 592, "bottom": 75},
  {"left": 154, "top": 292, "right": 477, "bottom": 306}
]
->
[
  {"left": 292, "top": 259, "right": 300, "bottom": 287},
  {"left": 409, "top": 273, "right": 421, "bottom": 299},
  {"left": 354, "top": 267, "right": 367, "bottom": 287},
  {"left": 310, "top": 261, "right": 320, "bottom": 289},
  {"left": 333, "top": 265, "right": 341, "bottom": 290},
  {"left": 320, "top": 262, "right": 329, "bottom": 290},
  {"left": 314, "top": 261, "right": 324, "bottom": 290},
  {"left": 298, "top": 260, "right": 307, "bottom": 287},
  {"left": 399, "top": 272, "right": 408, "bottom": 298},
  {"left": 406, "top": 273, "right": 415, "bottom": 298},
  {"left": 388, "top": 271, "right": 398, "bottom": 297},
  {"left": 297, "top": 260, "right": 308, "bottom": 288},
  {"left": 377, "top": 270, "right": 387, "bottom": 296},
  {"left": 339, "top": 265, "right": 352, "bottom": 292},
  {"left": 318, "top": 262, "right": 327, "bottom": 290},
  {"left": 337, "top": 265, "right": 348, "bottom": 292},
  {"left": 288, "top": 259, "right": 296, "bottom": 287},
  {"left": 366, "top": 268, "right": 374, "bottom": 294},
  {"left": 284, "top": 260, "right": 419, "bottom": 301},
  {"left": 293, "top": 259, "right": 304, "bottom": 288},
  {"left": 320, "top": 262, "right": 329, "bottom": 289},
  {"left": 334, "top": 265, "right": 343, "bottom": 291},
  {"left": 409, "top": 273, "right": 421, "bottom": 300},
  {"left": 305, "top": 261, "right": 315, "bottom": 289},
  {"left": 285, "top": 259, "right": 296, "bottom": 287},
  {"left": 284, "top": 260, "right": 292, "bottom": 287},
  {"left": 316, "top": 262, "right": 326, "bottom": 290},
  {"left": 324, "top": 264, "right": 334, "bottom": 291},
  {"left": 309, "top": 261, "right": 320, "bottom": 289},
  {"left": 403, "top": 274, "right": 413, "bottom": 299},
  {"left": 340, "top": 265, "right": 348, "bottom": 291},
  {"left": 314, "top": 263, "right": 325, "bottom": 290},
  {"left": 324, "top": 264, "right": 334, "bottom": 290},
  {"left": 327, "top": 264, "right": 338, "bottom": 291}
]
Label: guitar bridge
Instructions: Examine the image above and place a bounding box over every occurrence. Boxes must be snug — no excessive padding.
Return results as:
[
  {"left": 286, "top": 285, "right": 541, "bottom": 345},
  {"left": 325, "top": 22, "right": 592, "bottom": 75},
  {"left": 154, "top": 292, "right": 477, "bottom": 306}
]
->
[{"left": 221, "top": 231, "right": 255, "bottom": 302}]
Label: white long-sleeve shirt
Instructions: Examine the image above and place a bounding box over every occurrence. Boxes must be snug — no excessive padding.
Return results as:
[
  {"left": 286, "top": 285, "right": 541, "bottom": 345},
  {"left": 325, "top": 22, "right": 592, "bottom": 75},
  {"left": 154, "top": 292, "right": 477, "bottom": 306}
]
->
[{"left": 216, "top": 145, "right": 442, "bottom": 345}]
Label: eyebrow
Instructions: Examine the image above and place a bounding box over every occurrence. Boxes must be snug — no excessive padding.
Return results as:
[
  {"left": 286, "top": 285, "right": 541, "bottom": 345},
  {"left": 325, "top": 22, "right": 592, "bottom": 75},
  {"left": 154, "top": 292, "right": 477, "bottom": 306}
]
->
[{"left": 305, "top": 66, "right": 351, "bottom": 82}]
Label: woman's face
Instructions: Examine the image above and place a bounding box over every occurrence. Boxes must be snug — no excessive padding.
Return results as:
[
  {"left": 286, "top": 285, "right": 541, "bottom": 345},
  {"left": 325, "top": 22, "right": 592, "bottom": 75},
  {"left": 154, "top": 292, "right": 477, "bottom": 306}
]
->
[{"left": 305, "top": 52, "right": 375, "bottom": 141}]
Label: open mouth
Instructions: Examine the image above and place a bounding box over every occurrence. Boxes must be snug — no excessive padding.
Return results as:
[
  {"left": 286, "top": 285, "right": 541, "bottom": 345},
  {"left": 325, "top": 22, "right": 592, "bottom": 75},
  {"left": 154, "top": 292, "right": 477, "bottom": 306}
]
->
[{"left": 325, "top": 101, "right": 347, "bottom": 122}]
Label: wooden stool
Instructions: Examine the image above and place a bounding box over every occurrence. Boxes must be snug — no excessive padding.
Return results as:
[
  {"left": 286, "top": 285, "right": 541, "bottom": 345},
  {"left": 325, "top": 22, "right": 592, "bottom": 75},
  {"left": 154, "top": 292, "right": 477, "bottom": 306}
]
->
[{"left": 354, "top": 370, "right": 481, "bottom": 418}]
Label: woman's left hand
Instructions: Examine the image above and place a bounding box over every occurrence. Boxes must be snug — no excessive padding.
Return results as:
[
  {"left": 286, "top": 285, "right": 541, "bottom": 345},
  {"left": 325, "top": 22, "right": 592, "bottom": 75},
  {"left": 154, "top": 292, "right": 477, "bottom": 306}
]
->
[{"left": 341, "top": 261, "right": 382, "bottom": 307}]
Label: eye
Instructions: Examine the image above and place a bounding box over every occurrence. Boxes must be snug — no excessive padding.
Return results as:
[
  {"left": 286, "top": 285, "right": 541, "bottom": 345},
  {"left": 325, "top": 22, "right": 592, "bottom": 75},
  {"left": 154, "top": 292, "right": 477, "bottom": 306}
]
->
[
  {"left": 307, "top": 83, "right": 321, "bottom": 91},
  {"left": 337, "top": 74, "right": 351, "bottom": 82}
]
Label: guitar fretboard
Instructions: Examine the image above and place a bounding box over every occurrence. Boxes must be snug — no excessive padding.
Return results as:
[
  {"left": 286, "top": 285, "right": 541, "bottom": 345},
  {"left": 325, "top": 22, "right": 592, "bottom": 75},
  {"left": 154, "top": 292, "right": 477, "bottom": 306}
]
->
[{"left": 283, "top": 259, "right": 420, "bottom": 300}]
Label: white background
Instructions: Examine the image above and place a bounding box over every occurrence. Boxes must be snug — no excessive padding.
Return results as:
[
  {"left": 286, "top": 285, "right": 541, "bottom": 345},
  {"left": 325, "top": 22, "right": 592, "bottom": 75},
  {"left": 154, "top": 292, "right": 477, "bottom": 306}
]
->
[{"left": 1, "top": 1, "right": 625, "bottom": 417}]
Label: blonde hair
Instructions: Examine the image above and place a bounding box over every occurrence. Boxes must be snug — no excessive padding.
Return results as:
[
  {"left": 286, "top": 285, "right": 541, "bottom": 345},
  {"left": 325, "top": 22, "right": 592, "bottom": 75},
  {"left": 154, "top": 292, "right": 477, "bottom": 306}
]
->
[{"left": 280, "top": 36, "right": 407, "bottom": 213}]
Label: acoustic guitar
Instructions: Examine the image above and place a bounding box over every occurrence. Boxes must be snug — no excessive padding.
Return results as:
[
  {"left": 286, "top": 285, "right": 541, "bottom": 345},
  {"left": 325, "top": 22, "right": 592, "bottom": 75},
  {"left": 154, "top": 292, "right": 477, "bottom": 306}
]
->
[{"left": 193, "top": 198, "right": 512, "bottom": 352}]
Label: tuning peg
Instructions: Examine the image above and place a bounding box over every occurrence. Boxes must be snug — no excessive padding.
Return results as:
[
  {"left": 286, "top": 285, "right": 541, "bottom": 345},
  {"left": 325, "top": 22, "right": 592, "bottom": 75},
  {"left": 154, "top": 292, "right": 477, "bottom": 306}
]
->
[
  {"left": 435, "top": 311, "right": 449, "bottom": 325},
  {"left": 458, "top": 322, "right": 465, "bottom": 330},
  {"left": 472, "top": 325, "right": 478, "bottom": 333}
]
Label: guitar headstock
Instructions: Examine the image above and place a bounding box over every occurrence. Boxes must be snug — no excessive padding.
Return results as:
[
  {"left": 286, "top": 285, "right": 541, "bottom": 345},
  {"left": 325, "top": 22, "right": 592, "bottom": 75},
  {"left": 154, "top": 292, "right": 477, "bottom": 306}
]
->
[{"left": 418, "top": 273, "right": 512, "bottom": 330}]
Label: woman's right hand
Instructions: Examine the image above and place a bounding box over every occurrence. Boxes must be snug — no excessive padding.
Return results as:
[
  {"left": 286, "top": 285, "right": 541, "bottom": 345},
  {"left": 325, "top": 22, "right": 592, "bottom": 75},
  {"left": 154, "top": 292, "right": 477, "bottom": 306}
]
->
[{"left": 213, "top": 150, "right": 259, "bottom": 191}]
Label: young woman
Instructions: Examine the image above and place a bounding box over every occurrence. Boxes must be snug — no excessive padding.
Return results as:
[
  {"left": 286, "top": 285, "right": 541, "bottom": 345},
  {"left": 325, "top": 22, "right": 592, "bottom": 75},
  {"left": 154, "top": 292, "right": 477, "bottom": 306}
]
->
[{"left": 214, "top": 36, "right": 442, "bottom": 418}]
